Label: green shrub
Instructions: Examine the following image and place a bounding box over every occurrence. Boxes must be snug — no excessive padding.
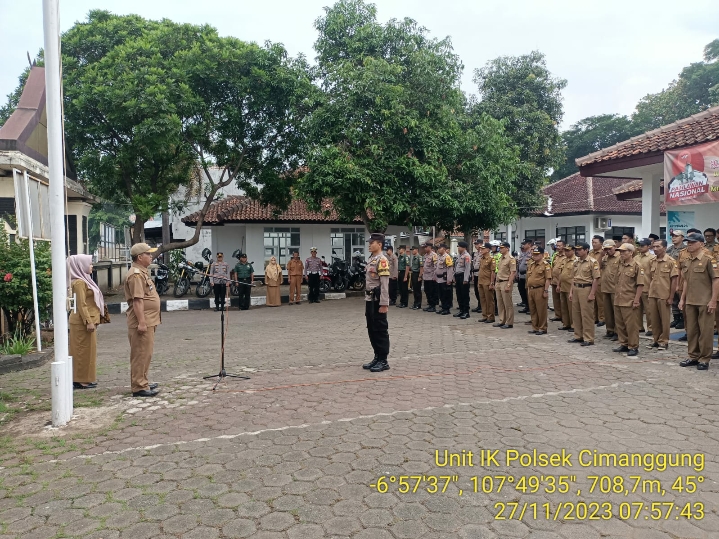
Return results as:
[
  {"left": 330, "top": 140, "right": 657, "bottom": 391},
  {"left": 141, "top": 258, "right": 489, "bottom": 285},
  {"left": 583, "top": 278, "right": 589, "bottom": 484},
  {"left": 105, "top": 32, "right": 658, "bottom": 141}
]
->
[{"left": 0, "top": 328, "right": 36, "bottom": 355}]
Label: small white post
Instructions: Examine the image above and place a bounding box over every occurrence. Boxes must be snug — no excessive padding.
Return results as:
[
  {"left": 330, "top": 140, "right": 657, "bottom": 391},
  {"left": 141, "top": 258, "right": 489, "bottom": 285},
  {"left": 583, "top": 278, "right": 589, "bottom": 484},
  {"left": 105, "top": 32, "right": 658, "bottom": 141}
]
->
[
  {"left": 43, "top": 0, "right": 72, "bottom": 426},
  {"left": 23, "top": 172, "right": 42, "bottom": 352}
]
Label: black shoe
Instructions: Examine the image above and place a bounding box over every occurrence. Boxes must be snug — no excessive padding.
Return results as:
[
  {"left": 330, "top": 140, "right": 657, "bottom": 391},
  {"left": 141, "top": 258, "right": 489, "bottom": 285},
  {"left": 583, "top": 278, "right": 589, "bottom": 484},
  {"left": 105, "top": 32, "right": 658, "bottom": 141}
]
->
[
  {"left": 389, "top": 301, "right": 396, "bottom": 306},
  {"left": 670, "top": 319, "right": 678, "bottom": 328},
  {"left": 73, "top": 382, "right": 95, "bottom": 390},
  {"left": 626, "top": 349, "right": 638, "bottom": 357},
  {"left": 613, "top": 346, "right": 629, "bottom": 353},
  {"left": 580, "top": 341, "right": 594, "bottom": 347},
  {"left": 680, "top": 359, "right": 699, "bottom": 367},
  {"left": 516, "top": 302, "right": 525, "bottom": 307},
  {"left": 610, "top": 335, "right": 618, "bottom": 342},
  {"left": 472, "top": 307, "right": 481, "bottom": 313},
  {"left": 639, "top": 328, "right": 645, "bottom": 333},
  {"left": 132, "top": 389, "right": 159, "bottom": 398},
  {"left": 214, "top": 306, "right": 220, "bottom": 312},
  {"left": 549, "top": 317, "right": 562, "bottom": 322},
  {"left": 676, "top": 320, "right": 685, "bottom": 330},
  {"left": 149, "top": 383, "right": 159, "bottom": 390},
  {"left": 712, "top": 351, "right": 719, "bottom": 360},
  {"left": 453, "top": 312, "right": 463, "bottom": 317},
  {"left": 678, "top": 334, "right": 688, "bottom": 342},
  {"left": 483, "top": 319, "right": 495, "bottom": 324},
  {"left": 658, "top": 344, "right": 669, "bottom": 351},
  {"left": 596, "top": 321, "right": 605, "bottom": 327},
  {"left": 460, "top": 313, "right": 470, "bottom": 320},
  {"left": 603, "top": 332, "right": 615, "bottom": 339},
  {"left": 440, "top": 310, "right": 451, "bottom": 315},
  {"left": 645, "top": 331, "right": 653, "bottom": 337},
  {"left": 535, "top": 331, "right": 547, "bottom": 335},
  {"left": 567, "top": 338, "right": 584, "bottom": 343},
  {"left": 528, "top": 330, "right": 538, "bottom": 334},
  {"left": 697, "top": 363, "right": 709, "bottom": 371},
  {"left": 646, "top": 342, "right": 659, "bottom": 349},
  {"left": 500, "top": 324, "right": 513, "bottom": 329},
  {"left": 424, "top": 306, "right": 436, "bottom": 313},
  {"left": 369, "top": 359, "right": 390, "bottom": 372},
  {"left": 518, "top": 309, "right": 529, "bottom": 314},
  {"left": 363, "top": 357, "right": 379, "bottom": 370},
  {"left": 492, "top": 322, "right": 504, "bottom": 327}
]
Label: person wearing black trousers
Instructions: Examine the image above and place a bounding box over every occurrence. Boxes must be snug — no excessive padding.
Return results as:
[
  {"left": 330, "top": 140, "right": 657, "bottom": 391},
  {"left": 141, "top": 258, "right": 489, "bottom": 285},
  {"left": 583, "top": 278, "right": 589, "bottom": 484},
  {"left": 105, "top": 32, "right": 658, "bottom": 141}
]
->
[
  {"left": 454, "top": 241, "right": 472, "bottom": 319},
  {"left": 410, "top": 246, "right": 423, "bottom": 309},
  {"left": 435, "top": 243, "right": 454, "bottom": 315},
  {"left": 421, "top": 243, "right": 439, "bottom": 312},
  {"left": 362, "top": 233, "right": 391, "bottom": 373},
  {"left": 471, "top": 239, "right": 482, "bottom": 313}
]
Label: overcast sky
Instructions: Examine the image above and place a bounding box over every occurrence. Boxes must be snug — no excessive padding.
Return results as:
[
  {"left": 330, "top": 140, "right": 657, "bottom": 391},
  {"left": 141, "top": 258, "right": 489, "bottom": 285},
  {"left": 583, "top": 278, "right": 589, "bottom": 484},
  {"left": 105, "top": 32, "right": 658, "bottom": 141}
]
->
[{"left": 0, "top": 0, "right": 716, "bottom": 129}]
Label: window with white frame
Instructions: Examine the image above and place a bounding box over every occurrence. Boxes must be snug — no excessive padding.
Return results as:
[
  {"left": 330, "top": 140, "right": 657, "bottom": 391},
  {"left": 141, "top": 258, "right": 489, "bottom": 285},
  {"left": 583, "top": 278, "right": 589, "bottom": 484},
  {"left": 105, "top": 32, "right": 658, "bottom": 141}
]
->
[
  {"left": 263, "top": 227, "right": 300, "bottom": 269},
  {"left": 330, "top": 228, "right": 365, "bottom": 262}
]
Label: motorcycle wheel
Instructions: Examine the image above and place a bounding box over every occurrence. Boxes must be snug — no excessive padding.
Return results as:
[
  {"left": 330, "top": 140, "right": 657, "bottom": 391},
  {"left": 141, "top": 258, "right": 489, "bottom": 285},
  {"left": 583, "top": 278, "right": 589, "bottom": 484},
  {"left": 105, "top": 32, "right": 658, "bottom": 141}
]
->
[
  {"left": 351, "top": 279, "right": 365, "bottom": 291},
  {"left": 156, "top": 281, "right": 169, "bottom": 296},
  {"left": 333, "top": 279, "right": 347, "bottom": 292},
  {"left": 196, "top": 278, "right": 212, "bottom": 298},
  {"left": 173, "top": 277, "right": 190, "bottom": 298},
  {"left": 319, "top": 280, "right": 331, "bottom": 293}
]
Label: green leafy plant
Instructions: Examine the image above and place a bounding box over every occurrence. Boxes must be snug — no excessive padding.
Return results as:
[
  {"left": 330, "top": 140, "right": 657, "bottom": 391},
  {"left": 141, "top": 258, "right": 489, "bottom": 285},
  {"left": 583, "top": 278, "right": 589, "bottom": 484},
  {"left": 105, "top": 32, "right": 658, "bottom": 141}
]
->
[
  {"left": 0, "top": 229, "right": 53, "bottom": 337},
  {"left": 0, "top": 328, "right": 36, "bottom": 355}
]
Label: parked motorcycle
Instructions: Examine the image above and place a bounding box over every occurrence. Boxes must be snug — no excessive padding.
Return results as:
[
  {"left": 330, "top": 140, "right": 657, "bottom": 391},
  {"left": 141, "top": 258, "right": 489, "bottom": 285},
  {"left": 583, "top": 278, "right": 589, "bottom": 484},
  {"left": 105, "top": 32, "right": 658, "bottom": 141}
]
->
[
  {"left": 173, "top": 259, "right": 200, "bottom": 297},
  {"left": 195, "top": 248, "right": 214, "bottom": 298},
  {"left": 347, "top": 252, "right": 366, "bottom": 290},
  {"left": 319, "top": 256, "right": 332, "bottom": 293},
  {"left": 327, "top": 256, "right": 348, "bottom": 291},
  {"left": 154, "top": 262, "right": 170, "bottom": 296}
]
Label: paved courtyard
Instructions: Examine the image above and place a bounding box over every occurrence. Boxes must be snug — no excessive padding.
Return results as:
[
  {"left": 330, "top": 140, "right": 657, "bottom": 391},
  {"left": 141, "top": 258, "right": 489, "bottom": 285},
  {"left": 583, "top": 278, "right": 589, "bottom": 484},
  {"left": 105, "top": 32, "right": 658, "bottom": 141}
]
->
[{"left": 1, "top": 297, "right": 718, "bottom": 538}]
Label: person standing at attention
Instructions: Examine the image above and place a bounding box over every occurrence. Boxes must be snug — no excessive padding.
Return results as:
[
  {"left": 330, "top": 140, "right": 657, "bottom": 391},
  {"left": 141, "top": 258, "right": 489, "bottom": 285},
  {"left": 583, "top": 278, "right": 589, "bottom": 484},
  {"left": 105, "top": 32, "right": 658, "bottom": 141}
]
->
[
  {"left": 125, "top": 243, "right": 161, "bottom": 398},
  {"left": 68, "top": 254, "right": 106, "bottom": 389},
  {"left": 362, "top": 233, "right": 391, "bottom": 373},
  {"left": 287, "top": 250, "right": 304, "bottom": 305},
  {"left": 264, "top": 256, "right": 282, "bottom": 307}
]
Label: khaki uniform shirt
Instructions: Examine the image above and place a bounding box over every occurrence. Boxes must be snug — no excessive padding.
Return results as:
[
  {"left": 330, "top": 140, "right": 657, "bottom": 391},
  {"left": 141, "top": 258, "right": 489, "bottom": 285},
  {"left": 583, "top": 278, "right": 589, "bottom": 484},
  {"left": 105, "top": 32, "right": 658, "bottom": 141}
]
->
[
  {"left": 478, "top": 254, "right": 494, "bottom": 285},
  {"left": 614, "top": 258, "right": 646, "bottom": 307},
  {"left": 436, "top": 253, "right": 455, "bottom": 284},
  {"left": 601, "top": 251, "right": 621, "bottom": 293},
  {"left": 388, "top": 253, "right": 399, "bottom": 279},
  {"left": 286, "top": 258, "right": 304, "bottom": 277},
  {"left": 681, "top": 251, "right": 718, "bottom": 306},
  {"left": 526, "top": 259, "right": 551, "bottom": 288},
  {"left": 560, "top": 255, "right": 576, "bottom": 293},
  {"left": 635, "top": 252, "right": 656, "bottom": 284},
  {"left": 69, "top": 280, "right": 101, "bottom": 326},
  {"left": 648, "top": 255, "right": 679, "bottom": 300},
  {"left": 551, "top": 254, "right": 565, "bottom": 286},
  {"left": 496, "top": 254, "right": 516, "bottom": 283},
  {"left": 455, "top": 251, "right": 472, "bottom": 282},
  {"left": 572, "top": 256, "right": 601, "bottom": 285},
  {"left": 366, "top": 253, "right": 390, "bottom": 305},
  {"left": 423, "top": 251, "right": 438, "bottom": 279},
  {"left": 124, "top": 263, "right": 161, "bottom": 329}
]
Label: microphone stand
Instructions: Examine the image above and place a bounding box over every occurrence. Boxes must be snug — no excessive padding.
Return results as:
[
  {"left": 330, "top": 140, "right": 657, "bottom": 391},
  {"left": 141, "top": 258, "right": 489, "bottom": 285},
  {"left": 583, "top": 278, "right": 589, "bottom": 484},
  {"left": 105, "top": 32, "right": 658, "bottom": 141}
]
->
[{"left": 203, "top": 276, "right": 254, "bottom": 390}]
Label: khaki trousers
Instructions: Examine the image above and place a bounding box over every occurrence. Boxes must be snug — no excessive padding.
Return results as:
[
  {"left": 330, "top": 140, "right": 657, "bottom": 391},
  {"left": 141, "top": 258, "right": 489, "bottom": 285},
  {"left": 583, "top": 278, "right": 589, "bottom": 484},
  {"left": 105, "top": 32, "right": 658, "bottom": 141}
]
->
[
  {"left": 289, "top": 276, "right": 302, "bottom": 303},
  {"left": 593, "top": 282, "right": 604, "bottom": 323},
  {"left": 560, "top": 291, "right": 573, "bottom": 328},
  {"left": 479, "top": 283, "right": 495, "bottom": 322},
  {"left": 685, "top": 304, "right": 715, "bottom": 362},
  {"left": 647, "top": 297, "right": 671, "bottom": 346},
  {"left": 614, "top": 305, "right": 639, "bottom": 349},
  {"left": 552, "top": 286, "right": 562, "bottom": 320},
  {"left": 528, "top": 287, "right": 548, "bottom": 331},
  {"left": 129, "top": 325, "right": 156, "bottom": 393},
  {"left": 603, "top": 292, "right": 616, "bottom": 333},
  {"left": 637, "top": 291, "right": 650, "bottom": 331},
  {"left": 571, "top": 286, "right": 595, "bottom": 343},
  {"left": 496, "top": 282, "right": 514, "bottom": 325}
]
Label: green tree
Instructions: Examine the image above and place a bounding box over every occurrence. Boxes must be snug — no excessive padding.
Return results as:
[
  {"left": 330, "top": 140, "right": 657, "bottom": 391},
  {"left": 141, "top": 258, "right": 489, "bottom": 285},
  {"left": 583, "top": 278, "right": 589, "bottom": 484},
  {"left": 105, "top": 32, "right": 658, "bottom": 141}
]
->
[
  {"left": 552, "top": 114, "right": 638, "bottom": 181},
  {"left": 0, "top": 229, "right": 53, "bottom": 337},
  {"left": 473, "top": 51, "right": 566, "bottom": 216},
  {"left": 632, "top": 38, "right": 719, "bottom": 132},
  {"left": 298, "top": 0, "right": 472, "bottom": 232}
]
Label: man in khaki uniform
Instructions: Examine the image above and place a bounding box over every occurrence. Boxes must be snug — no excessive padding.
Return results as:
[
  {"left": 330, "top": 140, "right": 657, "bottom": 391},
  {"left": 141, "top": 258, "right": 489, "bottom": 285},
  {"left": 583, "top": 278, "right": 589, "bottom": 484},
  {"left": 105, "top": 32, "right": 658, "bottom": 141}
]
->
[
  {"left": 635, "top": 239, "right": 656, "bottom": 334},
  {"left": 526, "top": 246, "right": 552, "bottom": 335},
  {"left": 477, "top": 243, "right": 495, "bottom": 323},
  {"left": 550, "top": 239, "right": 565, "bottom": 322},
  {"left": 612, "top": 243, "right": 645, "bottom": 357},
  {"left": 568, "top": 242, "right": 601, "bottom": 345},
  {"left": 492, "top": 241, "right": 516, "bottom": 329},
  {"left": 601, "top": 239, "right": 621, "bottom": 340},
  {"left": 125, "top": 243, "right": 161, "bottom": 397},
  {"left": 286, "top": 251, "right": 304, "bottom": 304},
  {"left": 558, "top": 245, "right": 576, "bottom": 331},
  {"left": 678, "top": 232, "right": 719, "bottom": 370},
  {"left": 646, "top": 239, "right": 678, "bottom": 351},
  {"left": 590, "top": 235, "right": 606, "bottom": 327}
]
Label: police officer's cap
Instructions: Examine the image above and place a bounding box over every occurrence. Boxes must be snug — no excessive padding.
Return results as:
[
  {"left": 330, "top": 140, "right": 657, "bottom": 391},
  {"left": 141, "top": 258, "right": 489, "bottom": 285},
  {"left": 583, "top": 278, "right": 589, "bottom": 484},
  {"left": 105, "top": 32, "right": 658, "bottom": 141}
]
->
[
  {"left": 532, "top": 246, "right": 545, "bottom": 254},
  {"left": 564, "top": 245, "right": 575, "bottom": 250},
  {"left": 130, "top": 242, "right": 158, "bottom": 256},
  {"left": 399, "top": 244, "right": 406, "bottom": 249},
  {"left": 500, "top": 241, "right": 511, "bottom": 248},
  {"left": 473, "top": 239, "right": 482, "bottom": 244},
  {"left": 368, "top": 233, "right": 385, "bottom": 244},
  {"left": 239, "top": 252, "right": 248, "bottom": 258},
  {"left": 310, "top": 246, "right": 318, "bottom": 251},
  {"left": 457, "top": 241, "right": 468, "bottom": 249},
  {"left": 638, "top": 238, "right": 652, "bottom": 247},
  {"left": 686, "top": 232, "right": 705, "bottom": 243},
  {"left": 602, "top": 239, "right": 616, "bottom": 248}
]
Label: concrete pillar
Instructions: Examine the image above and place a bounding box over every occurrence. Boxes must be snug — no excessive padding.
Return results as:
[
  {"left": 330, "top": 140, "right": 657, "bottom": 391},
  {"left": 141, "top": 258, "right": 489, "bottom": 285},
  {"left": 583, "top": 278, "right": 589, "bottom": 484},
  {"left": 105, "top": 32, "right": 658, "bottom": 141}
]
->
[{"left": 641, "top": 172, "right": 662, "bottom": 238}]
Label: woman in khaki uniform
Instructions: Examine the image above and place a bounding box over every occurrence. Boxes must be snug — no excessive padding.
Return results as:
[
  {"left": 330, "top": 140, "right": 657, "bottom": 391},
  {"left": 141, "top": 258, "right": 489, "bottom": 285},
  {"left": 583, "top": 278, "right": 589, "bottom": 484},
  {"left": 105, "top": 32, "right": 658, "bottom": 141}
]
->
[
  {"left": 67, "top": 254, "right": 105, "bottom": 389},
  {"left": 265, "top": 256, "right": 282, "bottom": 307}
]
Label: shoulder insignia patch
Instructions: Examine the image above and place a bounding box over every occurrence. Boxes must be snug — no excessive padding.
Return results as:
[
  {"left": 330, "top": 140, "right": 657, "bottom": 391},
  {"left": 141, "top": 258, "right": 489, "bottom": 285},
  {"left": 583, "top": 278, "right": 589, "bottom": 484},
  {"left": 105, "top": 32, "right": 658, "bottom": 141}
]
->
[
  {"left": 377, "top": 257, "right": 390, "bottom": 277},
  {"left": 133, "top": 268, "right": 141, "bottom": 274},
  {"left": 445, "top": 255, "right": 454, "bottom": 266}
]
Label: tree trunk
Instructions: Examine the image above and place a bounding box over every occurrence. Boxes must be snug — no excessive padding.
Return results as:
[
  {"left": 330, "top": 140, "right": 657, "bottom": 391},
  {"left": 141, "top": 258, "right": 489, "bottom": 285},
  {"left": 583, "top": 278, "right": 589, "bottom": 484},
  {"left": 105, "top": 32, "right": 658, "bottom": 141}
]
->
[
  {"left": 131, "top": 219, "right": 144, "bottom": 245},
  {"left": 161, "top": 211, "right": 171, "bottom": 264}
]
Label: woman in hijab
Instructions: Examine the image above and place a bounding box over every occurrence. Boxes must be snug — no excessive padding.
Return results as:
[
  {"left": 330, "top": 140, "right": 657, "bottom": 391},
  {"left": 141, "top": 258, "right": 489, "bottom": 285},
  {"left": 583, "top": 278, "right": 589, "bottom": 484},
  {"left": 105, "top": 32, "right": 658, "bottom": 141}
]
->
[
  {"left": 67, "top": 254, "right": 104, "bottom": 389},
  {"left": 265, "top": 256, "right": 283, "bottom": 307}
]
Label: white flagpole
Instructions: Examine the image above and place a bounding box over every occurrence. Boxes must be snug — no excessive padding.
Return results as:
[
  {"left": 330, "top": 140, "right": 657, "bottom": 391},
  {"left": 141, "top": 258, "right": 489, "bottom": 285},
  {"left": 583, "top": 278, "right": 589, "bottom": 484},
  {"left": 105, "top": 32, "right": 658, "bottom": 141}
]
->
[
  {"left": 43, "top": 0, "right": 73, "bottom": 426},
  {"left": 23, "top": 172, "right": 42, "bottom": 352}
]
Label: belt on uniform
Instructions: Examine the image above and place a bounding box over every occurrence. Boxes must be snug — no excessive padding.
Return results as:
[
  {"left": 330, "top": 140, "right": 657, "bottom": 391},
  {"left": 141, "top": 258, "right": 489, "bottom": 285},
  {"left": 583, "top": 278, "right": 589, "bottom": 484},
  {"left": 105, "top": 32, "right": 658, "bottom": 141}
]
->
[
  {"left": 308, "top": 271, "right": 319, "bottom": 274},
  {"left": 573, "top": 283, "right": 592, "bottom": 288},
  {"left": 529, "top": 285, "right": 544, "bottom": 289},
  {"left": 497, "top": 279, "right": 508, "bottom": 282}
]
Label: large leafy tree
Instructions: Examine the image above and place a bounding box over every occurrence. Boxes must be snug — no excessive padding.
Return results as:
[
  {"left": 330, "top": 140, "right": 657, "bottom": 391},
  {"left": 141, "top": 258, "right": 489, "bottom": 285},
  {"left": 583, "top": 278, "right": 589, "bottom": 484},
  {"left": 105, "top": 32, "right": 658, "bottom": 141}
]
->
[
  {"left": 551, "top": 114, "right": 638, "bottom": 181},
  {"left": 473, "top": 52, "right": 566, "bottom": 216},
  {"left": 298, "top": 0, "right": 496, "bottom": 232}
]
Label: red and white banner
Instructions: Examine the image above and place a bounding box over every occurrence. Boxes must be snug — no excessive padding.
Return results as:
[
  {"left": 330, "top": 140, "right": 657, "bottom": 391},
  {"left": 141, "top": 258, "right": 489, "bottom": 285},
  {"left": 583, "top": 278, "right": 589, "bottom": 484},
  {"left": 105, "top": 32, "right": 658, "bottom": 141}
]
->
[{"left": 664, "top": 140, "right": 719, "bottom": 206}]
